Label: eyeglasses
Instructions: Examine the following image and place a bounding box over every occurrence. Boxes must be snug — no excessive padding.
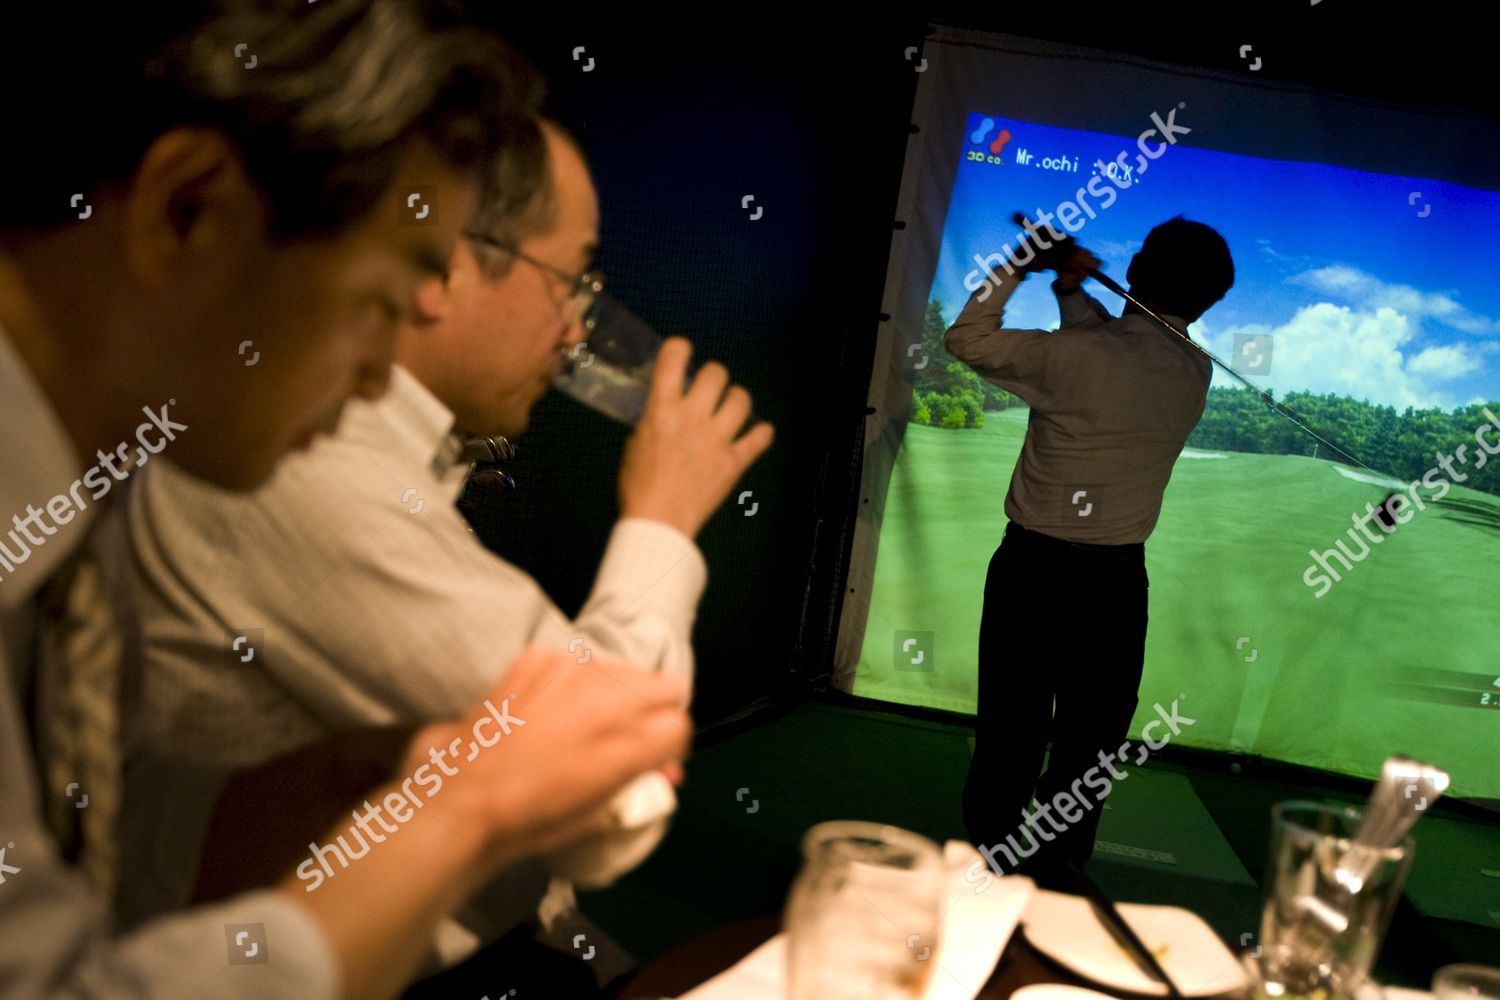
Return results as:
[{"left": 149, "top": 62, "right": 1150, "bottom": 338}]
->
[{"left": 464, "top": 230, "right": 603, "bottom": 325}]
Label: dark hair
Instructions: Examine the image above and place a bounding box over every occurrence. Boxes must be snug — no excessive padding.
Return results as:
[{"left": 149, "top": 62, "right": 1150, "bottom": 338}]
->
[
  {"left": 0, "top": 0, "right": 545, "bottom": 241},
  {"left": 466, "top": 118, "right": 584, "bottom": 278},
  {"left": 1129, "top": 216, "right": 1235, "bottom": 319}
]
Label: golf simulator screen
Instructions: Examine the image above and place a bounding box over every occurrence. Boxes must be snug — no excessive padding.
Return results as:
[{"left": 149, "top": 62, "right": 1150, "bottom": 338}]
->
[{"left": 840, "top": 28, "right": 1500, "bottom": 802}]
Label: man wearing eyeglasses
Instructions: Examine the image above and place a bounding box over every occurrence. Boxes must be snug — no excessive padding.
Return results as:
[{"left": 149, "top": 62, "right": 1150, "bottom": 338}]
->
[{"left": 121, "top": 117, "right": 773, "bottom": 994}]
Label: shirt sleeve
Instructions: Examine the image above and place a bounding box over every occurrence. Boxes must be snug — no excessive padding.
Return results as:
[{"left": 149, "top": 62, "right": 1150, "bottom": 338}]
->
[
  {"left": 134, "top": 450, "right": 707, "bottom": 731},
  {"left": 579, "top": 517, "right": 706, "bottom": 681},
  {"left": 0, "top": 646, "right": 338, "bottom": 1000},
  {"left": 1053, "top": 280, "right": 1114, "bottom": 330},
  {"left": 943, "top": 269, "right": 1061, "bottom": 409}
]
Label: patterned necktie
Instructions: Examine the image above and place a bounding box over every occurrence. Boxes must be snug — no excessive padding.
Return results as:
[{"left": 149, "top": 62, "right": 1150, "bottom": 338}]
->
[{"left": 35, "top": 531, "right": 123, "bottom": 903}]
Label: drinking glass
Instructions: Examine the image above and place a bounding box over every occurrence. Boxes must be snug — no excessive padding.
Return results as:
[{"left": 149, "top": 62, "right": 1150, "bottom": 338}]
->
[
  {"left": 1247, "top": 801, "right": 1413, "bottom": 1000},
  {"left": 1434, "top": 965, "right": 1500, "bottom": 1000},
  {"left": 785, "top": 821, "right": 947, "bottom": 1000},
  {"left": 552, "top": 291, "right": 664, "bottom": 425}
]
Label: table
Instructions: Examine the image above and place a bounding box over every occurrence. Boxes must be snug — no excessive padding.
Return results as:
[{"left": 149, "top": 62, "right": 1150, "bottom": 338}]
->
[{"left": 618, "top": 912, "right": 1235, "bottom": 999}]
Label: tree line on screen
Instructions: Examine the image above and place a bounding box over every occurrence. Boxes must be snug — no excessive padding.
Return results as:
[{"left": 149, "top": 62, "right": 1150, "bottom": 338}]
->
[
  {"left": 908, "top": 299, "right": 1017, "bottom": 429},
  {"left": 1187, "top": 388, "right": 1500, "bottom": 497},
  {"left": 908, "top": 298, "right": 1500, "bottom": 498}
]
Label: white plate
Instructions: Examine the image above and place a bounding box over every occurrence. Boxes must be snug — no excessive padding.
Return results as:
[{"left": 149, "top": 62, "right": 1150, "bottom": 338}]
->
[
  {"left": 1012, "top": 986, "right": 1123, "bottom": 1000},
  {"left": 1022, "top": 889, "right": 1251, "bottom": 997}
]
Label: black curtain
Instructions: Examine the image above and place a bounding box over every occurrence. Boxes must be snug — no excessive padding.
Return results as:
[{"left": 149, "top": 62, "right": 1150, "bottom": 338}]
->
[{"left": 457, "top": 14, "right": 923, "bottom": 726}]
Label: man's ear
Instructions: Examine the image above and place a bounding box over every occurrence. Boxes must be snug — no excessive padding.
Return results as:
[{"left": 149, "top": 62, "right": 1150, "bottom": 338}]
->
[
  {"left": 411, "top": 274, "right": 449, "bottom": 324},
  {"left": 123, "top": 128, "right": 263, "bottom": 287}
]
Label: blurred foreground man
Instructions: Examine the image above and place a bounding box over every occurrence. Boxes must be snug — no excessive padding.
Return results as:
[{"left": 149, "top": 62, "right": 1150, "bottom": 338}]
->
[
  {"left": 0, "top": 5, "right": 688, "bottom": 999},
  {"left": 948, "top": 218, "right": 1233, "bottom": 882},
  {"left": 124, "top": 115, "right": 773, "bottom": 993}
]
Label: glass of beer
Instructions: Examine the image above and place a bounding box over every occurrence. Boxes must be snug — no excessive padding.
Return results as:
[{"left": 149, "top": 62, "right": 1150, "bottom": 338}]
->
[{"left": 785, "top": 821, "right": 947, "bottom": 1000}]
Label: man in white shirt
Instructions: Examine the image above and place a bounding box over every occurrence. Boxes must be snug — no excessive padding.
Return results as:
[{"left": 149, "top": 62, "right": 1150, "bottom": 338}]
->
[
  {"left": 123, "top": 117, "right": 774, "bottom": 988},
  {"left": 946, "top": 218, "right": 1233, "bottom": 881},
  {"left": 0, "top": 7, "right": 690, "bottom": 1000}
]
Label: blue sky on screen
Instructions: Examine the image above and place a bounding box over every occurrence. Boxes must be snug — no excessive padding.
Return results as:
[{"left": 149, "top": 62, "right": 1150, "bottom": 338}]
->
[{"left": 931, "top": 112, "right": 1500, "bottom": 411}]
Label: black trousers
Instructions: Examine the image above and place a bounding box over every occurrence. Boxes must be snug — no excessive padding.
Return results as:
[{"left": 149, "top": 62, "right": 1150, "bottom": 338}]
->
[{"left": 961, "top": 521, "right": 1149, "bottom": 875}]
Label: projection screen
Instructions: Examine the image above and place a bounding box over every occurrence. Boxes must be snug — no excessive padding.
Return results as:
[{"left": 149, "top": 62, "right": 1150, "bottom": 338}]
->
[{"left": 836, "top": 26, "right": 1500, "bottom": 801}]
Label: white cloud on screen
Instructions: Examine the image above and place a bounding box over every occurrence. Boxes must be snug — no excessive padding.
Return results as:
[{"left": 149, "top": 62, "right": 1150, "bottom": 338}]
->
[
  {"left": 1197, "top": 262, "right": 1497, "bottom": 410},
  {"left": 1289, "top": 264, "right": 1499, "bottom": 336},
  {"left": 1203, "top": 304, "right": 1436, "bottom": 409},
  {"left": 1408, "top": 344, "right": 1480, "bottom": 378}
]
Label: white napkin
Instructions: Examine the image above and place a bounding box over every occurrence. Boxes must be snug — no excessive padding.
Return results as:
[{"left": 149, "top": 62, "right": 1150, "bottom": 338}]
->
[
  {"left": 1383, "top": 989, "right": 1434, "bottom": 1000},
  {"left": 928, "top": 842, "right": 1034, "bottom": 1000},
  {"left": 541, "top": 770, "right": 677, "bottom": 888},
  {"left": 678, "top": 840, "right": 1034, "bottom": 999},
  {"left": 678, "top": 936, "right": 788, "bottom": 1000}
]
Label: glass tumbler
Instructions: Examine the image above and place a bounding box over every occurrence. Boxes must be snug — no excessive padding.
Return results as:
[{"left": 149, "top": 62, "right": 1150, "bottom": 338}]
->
[
  {"left": 785, "top": 821, "right": 947, "bottom": 1000},
  {"left": 1248, "top": 801, "right": 1413, "bottom": 1000}
]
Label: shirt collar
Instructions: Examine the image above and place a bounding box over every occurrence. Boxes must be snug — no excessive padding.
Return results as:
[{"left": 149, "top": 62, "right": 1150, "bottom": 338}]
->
[
  {"left": 0, "top": 324, "right": 95, "bottom": 612},
  {"left": 1118, "top": 310, "right": 1196, "bottom": 348},
  {"left": 1121, "top": 310, "right": 1189, "bottom": 334},
  {"left": 380, "top": 364, "right": 464, "bottom": 477}
]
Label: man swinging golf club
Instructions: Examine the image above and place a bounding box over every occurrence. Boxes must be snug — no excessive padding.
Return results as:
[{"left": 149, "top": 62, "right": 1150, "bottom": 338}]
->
[{"left": 947, "top": 214, "right": 1234, "bottom": 881}]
